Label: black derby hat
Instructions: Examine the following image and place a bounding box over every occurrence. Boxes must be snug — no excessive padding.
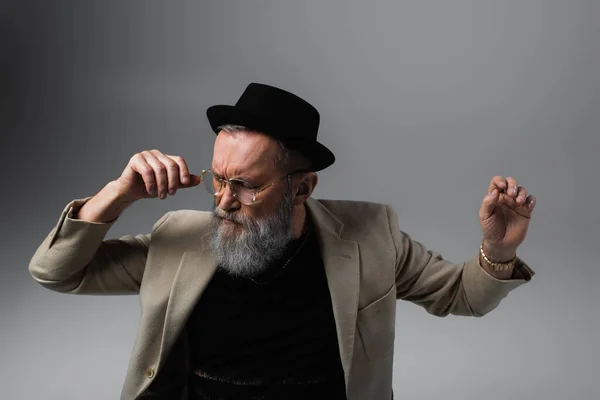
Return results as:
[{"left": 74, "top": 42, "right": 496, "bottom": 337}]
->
[{"left": 206, "top": 83, "right": 335, "bottom": 171}]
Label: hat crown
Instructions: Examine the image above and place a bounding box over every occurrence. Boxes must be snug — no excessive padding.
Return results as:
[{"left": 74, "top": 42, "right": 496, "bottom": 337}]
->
[{"left": 234, "top": 83, "right": 320, "bottom": 140}]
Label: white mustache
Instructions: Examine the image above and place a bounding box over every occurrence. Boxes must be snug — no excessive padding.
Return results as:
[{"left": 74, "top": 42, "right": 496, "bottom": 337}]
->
[{"left": 213, "top": 207, "right": 246, "bottom": 225}]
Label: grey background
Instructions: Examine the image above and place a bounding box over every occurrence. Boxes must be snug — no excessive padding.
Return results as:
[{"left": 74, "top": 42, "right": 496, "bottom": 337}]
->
[{"left": 2, "top": 1, "right": 599, "bottom": 399}]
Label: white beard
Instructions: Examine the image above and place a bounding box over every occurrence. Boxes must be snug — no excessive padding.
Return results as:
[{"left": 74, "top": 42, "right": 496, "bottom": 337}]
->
[{"left": 208, "top": 188, "right": 295, "bottom": 277}]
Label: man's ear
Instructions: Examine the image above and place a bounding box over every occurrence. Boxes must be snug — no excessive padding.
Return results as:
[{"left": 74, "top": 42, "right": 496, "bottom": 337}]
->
[
  {"left": 293, "top": 173, "right": 318, "bottom": 205},
  {"left": 298, "top": 183, "right": 310, "bottom": 195}
]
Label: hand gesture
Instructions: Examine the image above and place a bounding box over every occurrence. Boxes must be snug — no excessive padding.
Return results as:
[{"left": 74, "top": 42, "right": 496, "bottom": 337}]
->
[
  {"left": 479, "top": 176, "right": 537, "bottom": 260},
  {"left": 114, "top": 149, "right": 201, "bottom": 203}
]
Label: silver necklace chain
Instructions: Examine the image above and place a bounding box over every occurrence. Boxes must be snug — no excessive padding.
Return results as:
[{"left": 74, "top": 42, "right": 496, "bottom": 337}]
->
[{"left": 245, "top": 230, "right": 310, "bottom": 285}]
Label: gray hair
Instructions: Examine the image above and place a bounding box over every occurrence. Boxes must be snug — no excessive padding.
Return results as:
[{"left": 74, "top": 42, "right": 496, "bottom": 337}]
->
[{"left": 216, "top": 124, "right": 312, "bottom": 173}]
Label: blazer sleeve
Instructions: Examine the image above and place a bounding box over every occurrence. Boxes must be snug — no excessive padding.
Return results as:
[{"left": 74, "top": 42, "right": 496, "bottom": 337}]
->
[
  {"left": 28, "top": 196, "right": 171, "bottom": 295},
  {"left": 386, "top": 204, "right": 535, "bottom": 317}
]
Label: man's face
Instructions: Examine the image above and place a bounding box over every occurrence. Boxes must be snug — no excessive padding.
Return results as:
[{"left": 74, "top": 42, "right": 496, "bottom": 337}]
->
[{"left": 208, "top": 130, "right": 297, "bottom": 277}]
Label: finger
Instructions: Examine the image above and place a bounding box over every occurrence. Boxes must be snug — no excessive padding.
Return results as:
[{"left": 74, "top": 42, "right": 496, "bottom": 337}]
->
[
  {"left": 516, "top": 186, "right": 528, "bottom": 205},
  {"left": 513, "top": 193, "right": 536, "bottom": 218},
  {"left": 188, "top": 173, "right": 202, "bottom": 187},
  {"left": 141, "top": 151, "right": 169, "bottom": 199},
  {"left": 479, "top": 188, "right": 499, "bottom": 221},
  {"left": 164, "top": 154, "right": 197, "bottom": 187},
  {"left": 488, "top": 176, "right": 507, "bottom": 194},
  {"left": 506, "top": 176, "right": 518, "bottom": 198},
  {"left": 499, "top": 190, "right": 535, "bottom": 218},
  {"left": 151, "top": 150, "right": 181, "bottom": 196},
  {"left": 525, "top": 194, "right": 536, "bottom": 211},
  {"left": 164, "top": 154, "right": 190, "bottom": 185},
  {"left": 130, "top": 153, "right": 156, "bottom": 196},
  {"left": 498, "top": 190, "right": 518, "bottom": 208}
]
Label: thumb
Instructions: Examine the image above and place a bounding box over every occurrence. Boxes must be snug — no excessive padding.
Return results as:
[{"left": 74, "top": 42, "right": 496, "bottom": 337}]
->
[
  {"left": 479, "top": 189, "right": 499, "bottom": 221},
  {"left": 180, "top": 174, "right": 202, "bottom": 189},
  {"left": 188, "top": 174, "right": 202, "bottom": 187}
]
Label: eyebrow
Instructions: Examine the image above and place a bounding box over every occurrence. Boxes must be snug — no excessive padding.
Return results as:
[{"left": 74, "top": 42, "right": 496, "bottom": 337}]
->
[{"left": 211, "top": 169, "right": 256, "bottom": 183}]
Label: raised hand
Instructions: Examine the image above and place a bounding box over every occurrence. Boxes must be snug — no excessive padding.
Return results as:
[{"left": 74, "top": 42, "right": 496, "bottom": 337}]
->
[
  {"left": 114, "top": 149, "right": 202, "bottom": 204},
  {"left": 478, "top": 176, "right": 537, "bottom": 261}
]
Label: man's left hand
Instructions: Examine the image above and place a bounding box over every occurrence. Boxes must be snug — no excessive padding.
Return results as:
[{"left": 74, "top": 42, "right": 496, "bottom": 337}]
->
[{"left": 479, "top": 176, "right": 537, "bottom": 261}]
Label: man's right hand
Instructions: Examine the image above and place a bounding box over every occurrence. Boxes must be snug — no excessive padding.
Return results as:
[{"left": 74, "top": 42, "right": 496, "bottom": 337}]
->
[
  {"left": 73, "top": 150, "right": 202, "bottom": 223},
  {"left": 114, "top": 150, "right": 202, "bottom": 204}
]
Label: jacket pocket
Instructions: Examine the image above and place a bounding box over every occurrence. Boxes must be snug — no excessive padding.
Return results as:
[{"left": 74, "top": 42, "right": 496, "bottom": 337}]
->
[{"left": 356, "top": 284, "right": 396, "bottom": 360}]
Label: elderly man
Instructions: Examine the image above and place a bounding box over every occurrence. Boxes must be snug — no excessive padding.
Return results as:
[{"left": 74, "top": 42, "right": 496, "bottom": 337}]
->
[{"left": 29, "top": 83, "right": 536, "bottom": 400}]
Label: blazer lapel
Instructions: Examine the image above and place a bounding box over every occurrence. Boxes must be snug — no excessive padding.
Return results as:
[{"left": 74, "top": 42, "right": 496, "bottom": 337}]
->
[
  {"left": 155, "top": 235, "right": 217, "bottom": 373},
  {"left": 305, "top": 198, "right": 360, "bottom": 386}
]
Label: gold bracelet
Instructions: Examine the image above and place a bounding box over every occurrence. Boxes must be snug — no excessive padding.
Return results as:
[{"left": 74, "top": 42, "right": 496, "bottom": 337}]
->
[{"left": 479, "top": 241, "right": 516, "bottom": 271}]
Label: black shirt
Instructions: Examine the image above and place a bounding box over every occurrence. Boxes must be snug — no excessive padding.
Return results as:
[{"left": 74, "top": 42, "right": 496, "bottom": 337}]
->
[{"left": 186, "top": 218, "right": 347, "bottom": 400}]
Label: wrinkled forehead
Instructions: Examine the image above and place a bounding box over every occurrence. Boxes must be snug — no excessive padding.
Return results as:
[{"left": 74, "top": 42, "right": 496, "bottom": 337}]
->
[{"left": 212, "top": 130, "right": 280, "bottom": 178}]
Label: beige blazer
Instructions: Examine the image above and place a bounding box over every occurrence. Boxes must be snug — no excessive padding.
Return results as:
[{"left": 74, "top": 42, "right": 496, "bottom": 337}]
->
[{"left": 29, "top": 196, "right": 533, "bottom": 399}]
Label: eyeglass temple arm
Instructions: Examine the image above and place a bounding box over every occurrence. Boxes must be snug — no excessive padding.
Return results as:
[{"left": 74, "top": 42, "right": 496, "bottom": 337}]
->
[{"left": 253, "top": 169, "right": 312, "bottom": 195}]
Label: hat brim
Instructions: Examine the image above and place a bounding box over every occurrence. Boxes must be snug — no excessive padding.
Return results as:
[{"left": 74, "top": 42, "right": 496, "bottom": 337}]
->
[{"left": 207, "top": 105, "right": 335, "bottom": 171}]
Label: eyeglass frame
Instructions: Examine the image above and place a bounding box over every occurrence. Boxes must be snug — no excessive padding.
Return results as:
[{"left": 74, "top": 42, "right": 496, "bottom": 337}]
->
[{"left": 198, "top": 168, "right": 313, "bottom": 205}]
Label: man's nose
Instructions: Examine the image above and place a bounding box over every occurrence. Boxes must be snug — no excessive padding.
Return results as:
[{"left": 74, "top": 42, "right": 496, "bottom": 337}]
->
[{"left": 216, "top": 183, "right": 240, "bottom": 211}]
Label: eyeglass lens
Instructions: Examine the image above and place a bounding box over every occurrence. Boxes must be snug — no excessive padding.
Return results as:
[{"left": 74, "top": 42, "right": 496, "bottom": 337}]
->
[{"left": 202, "top": 171, "right": 256, "bottom": 204}]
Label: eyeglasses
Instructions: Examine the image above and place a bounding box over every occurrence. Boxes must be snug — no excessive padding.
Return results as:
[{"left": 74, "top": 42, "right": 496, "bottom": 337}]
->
[{"left": 198, "top": 168, "right": 312, "bottom": 205}]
